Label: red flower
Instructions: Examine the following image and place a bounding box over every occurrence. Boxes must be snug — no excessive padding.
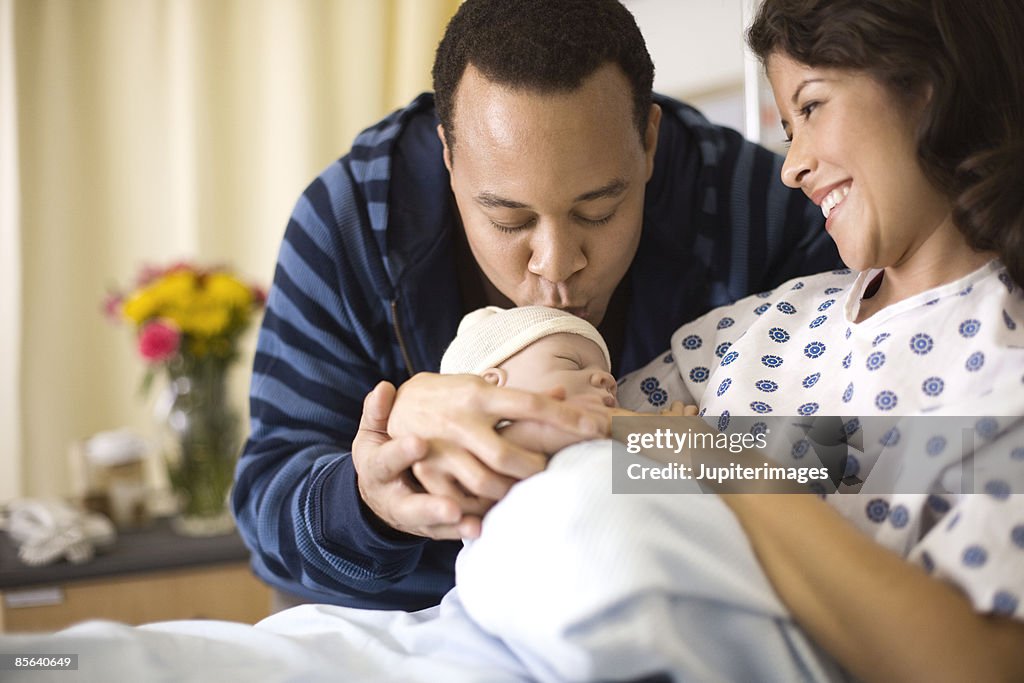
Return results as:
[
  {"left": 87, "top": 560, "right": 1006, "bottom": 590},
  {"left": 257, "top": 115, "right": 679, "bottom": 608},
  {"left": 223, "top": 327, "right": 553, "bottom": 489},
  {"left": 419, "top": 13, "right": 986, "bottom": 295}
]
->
[{"left": 137, "top": 320, "right": 181, "bottom": 363}]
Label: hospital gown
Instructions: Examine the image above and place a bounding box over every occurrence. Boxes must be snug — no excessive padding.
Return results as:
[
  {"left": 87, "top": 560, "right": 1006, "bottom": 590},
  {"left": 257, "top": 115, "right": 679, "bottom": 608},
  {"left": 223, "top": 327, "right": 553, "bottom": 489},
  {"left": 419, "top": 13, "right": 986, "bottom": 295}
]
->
[{"left": 616, "top": 259, "right": 1024, "bottom": 621}]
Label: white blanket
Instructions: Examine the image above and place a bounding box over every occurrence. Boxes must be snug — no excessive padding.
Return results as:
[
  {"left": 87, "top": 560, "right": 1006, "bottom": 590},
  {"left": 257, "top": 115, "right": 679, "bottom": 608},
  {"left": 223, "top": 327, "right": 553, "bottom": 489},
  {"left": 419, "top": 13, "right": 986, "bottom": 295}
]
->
[{"left": 0, "top": 442, "right": 847, "bottom": 682}]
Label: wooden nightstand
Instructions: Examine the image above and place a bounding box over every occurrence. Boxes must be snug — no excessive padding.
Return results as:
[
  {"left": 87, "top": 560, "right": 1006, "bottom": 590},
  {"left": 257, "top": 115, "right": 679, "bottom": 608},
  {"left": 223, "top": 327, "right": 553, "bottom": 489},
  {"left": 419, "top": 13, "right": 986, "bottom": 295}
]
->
[{"left": 0, "top": 518, "right": 271, "bottom": 633}]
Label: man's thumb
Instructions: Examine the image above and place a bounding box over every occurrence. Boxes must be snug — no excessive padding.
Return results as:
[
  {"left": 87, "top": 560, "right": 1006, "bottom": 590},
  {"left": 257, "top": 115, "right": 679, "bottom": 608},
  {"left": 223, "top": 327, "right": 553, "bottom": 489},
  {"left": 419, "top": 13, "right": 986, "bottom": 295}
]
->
[{"left": 359, "top": 381, "right": 396, "bottom": 436}]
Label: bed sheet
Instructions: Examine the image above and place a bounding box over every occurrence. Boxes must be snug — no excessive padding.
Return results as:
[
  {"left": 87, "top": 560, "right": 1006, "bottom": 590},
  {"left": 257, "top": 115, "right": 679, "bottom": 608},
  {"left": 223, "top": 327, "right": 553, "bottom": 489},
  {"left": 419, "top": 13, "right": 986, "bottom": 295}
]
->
[{"left": 0, "top": 590, "right": 532, "bottom": 683}]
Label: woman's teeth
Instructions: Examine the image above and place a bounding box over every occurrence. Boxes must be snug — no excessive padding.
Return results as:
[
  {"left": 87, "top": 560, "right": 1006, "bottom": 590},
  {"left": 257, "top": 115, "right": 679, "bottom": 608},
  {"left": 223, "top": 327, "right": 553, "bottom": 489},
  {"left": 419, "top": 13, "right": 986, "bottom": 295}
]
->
[{"left": 821, "top": 185, "right": 850, "bottom": 219}]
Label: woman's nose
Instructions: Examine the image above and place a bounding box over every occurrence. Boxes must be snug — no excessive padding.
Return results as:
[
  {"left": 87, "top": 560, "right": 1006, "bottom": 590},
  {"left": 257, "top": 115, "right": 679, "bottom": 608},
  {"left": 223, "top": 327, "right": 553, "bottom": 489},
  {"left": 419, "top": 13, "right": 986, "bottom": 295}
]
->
[{"left": 780, "top": 133, "right": 814, "bottom": 189}]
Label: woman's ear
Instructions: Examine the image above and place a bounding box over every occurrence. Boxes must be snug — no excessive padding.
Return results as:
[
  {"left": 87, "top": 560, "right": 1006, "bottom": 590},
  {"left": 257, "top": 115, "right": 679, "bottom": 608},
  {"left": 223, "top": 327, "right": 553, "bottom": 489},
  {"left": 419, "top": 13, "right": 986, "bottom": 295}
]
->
[{"left": 481, "top": 368, "right": 507, "bottom": 387}]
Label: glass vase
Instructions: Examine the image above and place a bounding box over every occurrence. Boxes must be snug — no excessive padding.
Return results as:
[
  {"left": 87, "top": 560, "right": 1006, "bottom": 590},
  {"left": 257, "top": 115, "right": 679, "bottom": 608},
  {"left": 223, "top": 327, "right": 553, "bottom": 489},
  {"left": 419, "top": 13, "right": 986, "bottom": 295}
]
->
[{"left": 157, "top": 354, "right": 240, "bottom": 536}]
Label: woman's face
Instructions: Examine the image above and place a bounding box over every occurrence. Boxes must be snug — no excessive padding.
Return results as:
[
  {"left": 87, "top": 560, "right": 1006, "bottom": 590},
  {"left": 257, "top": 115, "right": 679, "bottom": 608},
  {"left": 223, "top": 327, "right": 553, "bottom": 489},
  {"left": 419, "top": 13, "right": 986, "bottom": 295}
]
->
[{"left": 767, "top": 53, "right": 952, "bottom": 272}]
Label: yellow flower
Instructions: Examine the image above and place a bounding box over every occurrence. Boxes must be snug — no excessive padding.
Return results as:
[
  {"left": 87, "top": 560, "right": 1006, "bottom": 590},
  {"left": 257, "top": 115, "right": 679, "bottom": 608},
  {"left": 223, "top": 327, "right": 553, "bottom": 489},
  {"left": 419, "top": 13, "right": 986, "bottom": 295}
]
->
[
  {"left": 205, "top": 273, "right": 253, "bottom": 311},
  {"left": 108, "top": 261, "right": 265, "bottom": 368},
  {"left": 176, "top": 297, "right": 232, "bottom": 338},
  {"left": 151, "top": 271, "right": 198, "bottom": 306},
  {"left": 122, "top": 288, "right": 160, "bottom": 324},
  {"left": 122, "top": 271, "right": 198, "bottom": 325}
]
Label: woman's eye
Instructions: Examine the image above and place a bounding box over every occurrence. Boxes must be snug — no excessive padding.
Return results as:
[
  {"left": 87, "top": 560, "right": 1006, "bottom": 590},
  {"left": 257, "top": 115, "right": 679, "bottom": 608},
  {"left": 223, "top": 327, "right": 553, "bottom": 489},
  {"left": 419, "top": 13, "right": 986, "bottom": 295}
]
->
[{"left": 798, "top": 101, "right": 820, "bottom": 119}]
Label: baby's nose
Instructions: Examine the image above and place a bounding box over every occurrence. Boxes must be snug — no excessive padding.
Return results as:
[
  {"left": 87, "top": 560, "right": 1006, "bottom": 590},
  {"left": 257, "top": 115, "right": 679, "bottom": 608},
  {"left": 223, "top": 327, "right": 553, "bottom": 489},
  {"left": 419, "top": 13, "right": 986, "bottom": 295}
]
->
[{"left": 591, "top": 371, "right": 617, "bottom": 394}]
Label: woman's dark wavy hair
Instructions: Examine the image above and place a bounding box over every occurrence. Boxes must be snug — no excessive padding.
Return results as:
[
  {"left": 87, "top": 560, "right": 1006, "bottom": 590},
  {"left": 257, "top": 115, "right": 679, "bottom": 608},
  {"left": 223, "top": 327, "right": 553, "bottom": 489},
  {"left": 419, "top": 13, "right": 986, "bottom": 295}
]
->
[
  {"left": 432, "top": 0, "right": 654, "bottom": 155},
  {"left": 747, "top": 0, "right": 1024, "bottom": 286}
]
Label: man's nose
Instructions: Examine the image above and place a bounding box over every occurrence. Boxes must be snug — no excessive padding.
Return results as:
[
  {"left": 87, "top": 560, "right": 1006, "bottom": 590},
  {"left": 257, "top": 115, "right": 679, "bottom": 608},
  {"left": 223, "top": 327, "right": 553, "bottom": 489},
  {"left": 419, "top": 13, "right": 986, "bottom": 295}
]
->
[{"left": 527, "top": 220, "right": 587, "bottom": 284}]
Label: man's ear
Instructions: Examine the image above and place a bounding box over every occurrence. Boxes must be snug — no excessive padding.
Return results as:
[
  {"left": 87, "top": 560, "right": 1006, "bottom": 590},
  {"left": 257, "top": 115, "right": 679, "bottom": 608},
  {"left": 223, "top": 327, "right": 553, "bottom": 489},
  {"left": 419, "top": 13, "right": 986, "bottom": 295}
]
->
[
  {"left": 437, "top": 124, "right": 453, "bottom": 173},
  {"left": 481, "top": 368, "right": 507, "bottom": 387},
  {"left": 644, "top": 103, "right": 662, "bottom": 181}
]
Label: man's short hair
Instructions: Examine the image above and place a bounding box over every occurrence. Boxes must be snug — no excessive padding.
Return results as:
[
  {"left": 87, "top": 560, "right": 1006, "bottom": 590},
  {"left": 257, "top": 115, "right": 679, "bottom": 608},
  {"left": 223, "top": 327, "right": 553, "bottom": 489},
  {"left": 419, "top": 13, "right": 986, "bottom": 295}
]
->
[{"left": 432, "top": 0, "right": 654, "bottom": 153}]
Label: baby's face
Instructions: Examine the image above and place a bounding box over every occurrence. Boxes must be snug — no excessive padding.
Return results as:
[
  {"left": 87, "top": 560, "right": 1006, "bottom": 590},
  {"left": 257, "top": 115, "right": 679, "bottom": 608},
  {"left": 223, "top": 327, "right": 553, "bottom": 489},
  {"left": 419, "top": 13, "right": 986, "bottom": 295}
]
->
[{"left": 497, "top": 333, "right": 617, "bottom": 408}]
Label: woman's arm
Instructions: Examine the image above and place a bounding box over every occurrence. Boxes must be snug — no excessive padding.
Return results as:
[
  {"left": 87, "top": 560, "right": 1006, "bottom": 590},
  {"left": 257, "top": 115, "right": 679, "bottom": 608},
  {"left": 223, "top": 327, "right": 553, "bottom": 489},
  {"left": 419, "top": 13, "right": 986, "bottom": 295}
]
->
[
  {"left": 723, "top": 494, "right": 1024, "bottom": 683},
  {"left": 629, "top": 415, "right": 1024, "bottom": 681}
]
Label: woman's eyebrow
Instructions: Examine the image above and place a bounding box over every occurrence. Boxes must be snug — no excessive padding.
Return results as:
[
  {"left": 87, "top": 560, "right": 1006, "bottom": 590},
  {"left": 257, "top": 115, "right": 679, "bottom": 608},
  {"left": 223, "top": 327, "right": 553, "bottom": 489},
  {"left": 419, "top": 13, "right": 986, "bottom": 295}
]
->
[{"left": 791, "top": 78, "right": 824, "bottom": 104}]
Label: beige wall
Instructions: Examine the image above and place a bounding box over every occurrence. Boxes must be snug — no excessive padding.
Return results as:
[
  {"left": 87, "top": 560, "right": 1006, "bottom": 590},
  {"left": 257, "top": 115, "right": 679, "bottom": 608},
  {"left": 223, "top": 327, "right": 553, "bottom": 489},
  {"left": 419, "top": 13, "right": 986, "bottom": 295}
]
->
[{"left": 2, "top": 0, "right": 460, "bottom": 501}]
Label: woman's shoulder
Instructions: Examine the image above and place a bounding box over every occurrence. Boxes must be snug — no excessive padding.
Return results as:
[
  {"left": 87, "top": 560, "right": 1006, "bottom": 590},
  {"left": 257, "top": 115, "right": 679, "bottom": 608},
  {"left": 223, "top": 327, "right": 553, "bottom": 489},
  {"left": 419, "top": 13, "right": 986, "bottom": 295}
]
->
[
  {"left": 757, "top": 269, "right": 859, "bottom": 306},
  {"left": 924, "top": 262, "right": 1024, "bottom": 342},
  {"left": 701, "top": 268, "right": 857, "bottom": 329},
  {"left": 666, "top": 268, "right": 857, "bottom": 366}
]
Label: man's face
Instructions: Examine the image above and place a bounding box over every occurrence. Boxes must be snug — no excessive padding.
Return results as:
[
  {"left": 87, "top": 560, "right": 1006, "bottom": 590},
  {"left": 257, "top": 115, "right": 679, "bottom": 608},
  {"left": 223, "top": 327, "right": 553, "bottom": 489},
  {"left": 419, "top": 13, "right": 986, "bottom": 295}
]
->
[{"left": 440, "top": 63, "right": 661, "bottom": 327}]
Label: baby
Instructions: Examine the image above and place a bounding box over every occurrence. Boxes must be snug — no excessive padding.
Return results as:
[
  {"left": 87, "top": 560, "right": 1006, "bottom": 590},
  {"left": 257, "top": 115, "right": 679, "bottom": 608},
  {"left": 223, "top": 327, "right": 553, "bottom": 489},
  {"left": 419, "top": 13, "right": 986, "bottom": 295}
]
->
[
  {"left": 441, "top": 305, "right": 619, "bottom": 412},
  {"left": 441, "top": 306, "right": 691, "bottom": 455}
]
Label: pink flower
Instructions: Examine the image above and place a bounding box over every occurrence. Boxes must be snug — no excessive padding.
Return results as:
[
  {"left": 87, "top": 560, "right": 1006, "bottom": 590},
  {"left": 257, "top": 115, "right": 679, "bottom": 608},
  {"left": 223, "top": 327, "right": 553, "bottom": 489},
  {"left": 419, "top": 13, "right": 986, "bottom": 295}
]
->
[
  {"left": 135, "top": 260, "right": 198, "bottom": 287},
  {"left": 251, "top": 284, "right": 267, "bottom": 308},
  {"left": 135, "top": 264, "right": 166, "bottom": 287},
  {"left": 101, "top": 292, "right": 123, "bottom": 322},
  {"left": 166, "top": 260, "right": 199, "bottom": 275},
  {"left": 137, "top": 320, "right": 181, "bottom": 363}
]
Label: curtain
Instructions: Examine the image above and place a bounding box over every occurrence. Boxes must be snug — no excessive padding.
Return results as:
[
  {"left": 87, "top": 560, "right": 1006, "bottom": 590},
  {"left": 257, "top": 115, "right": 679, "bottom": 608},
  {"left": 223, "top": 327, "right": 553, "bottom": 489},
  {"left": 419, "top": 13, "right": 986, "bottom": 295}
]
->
[
  {"left": 1, "top": 0, "right": 461, "bottom": 501},
  {"left": 1, "top": 0, "right": 22, "bottom": 502}
]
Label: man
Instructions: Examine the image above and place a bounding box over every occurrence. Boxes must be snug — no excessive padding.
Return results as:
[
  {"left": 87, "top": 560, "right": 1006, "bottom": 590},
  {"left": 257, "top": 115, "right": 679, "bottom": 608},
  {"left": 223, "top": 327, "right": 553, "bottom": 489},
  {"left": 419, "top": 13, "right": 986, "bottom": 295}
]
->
[{"left": 233, "top": 0, "right": 840, "bottom": 611}]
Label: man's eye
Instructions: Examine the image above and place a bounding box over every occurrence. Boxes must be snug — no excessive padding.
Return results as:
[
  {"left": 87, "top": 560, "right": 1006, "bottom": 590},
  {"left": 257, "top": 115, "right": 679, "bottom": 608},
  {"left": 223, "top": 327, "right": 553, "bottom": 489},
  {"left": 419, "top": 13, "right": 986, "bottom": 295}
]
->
[
  {"left": 577, "top": 212, "right": 615, "bottom": 227},
  {"left": 489, "top": 218, "right": 535, "bottom": 234}
]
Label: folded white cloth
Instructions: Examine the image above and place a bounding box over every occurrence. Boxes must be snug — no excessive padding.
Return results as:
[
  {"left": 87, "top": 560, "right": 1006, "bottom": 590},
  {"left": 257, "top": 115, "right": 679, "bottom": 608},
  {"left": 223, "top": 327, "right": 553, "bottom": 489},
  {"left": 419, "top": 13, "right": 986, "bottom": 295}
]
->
[
  {"left": 456, "top": 440, "right": 849, "bottom": 682},
  {"left": 1, "top": 498, "right": 116, "bottom": 566},
  {"left": 83, "top": 429, "right": 149, "bottom": 466}
]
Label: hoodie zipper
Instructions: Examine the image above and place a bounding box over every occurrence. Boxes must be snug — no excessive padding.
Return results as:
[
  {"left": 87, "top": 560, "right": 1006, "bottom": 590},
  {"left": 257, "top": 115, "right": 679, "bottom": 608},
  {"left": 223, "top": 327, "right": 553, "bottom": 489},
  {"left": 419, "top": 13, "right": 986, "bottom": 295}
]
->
[{"left": 390, "top": 299, "right": 416, "bottom": 376}]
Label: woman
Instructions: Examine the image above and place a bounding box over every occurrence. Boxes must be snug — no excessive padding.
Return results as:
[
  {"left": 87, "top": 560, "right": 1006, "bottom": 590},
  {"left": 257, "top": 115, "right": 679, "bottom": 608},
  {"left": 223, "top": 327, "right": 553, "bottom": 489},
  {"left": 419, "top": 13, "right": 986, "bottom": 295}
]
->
[{"left": 451, "top": 1, "right": 1024, "bottom": 681}]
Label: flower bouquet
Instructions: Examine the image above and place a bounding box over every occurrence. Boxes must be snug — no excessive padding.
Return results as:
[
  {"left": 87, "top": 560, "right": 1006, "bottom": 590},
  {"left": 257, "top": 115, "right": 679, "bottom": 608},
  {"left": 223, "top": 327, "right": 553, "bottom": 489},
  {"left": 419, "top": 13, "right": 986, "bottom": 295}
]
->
[{"left": 105, "top": 262, "right": 266, "bottom": 535}]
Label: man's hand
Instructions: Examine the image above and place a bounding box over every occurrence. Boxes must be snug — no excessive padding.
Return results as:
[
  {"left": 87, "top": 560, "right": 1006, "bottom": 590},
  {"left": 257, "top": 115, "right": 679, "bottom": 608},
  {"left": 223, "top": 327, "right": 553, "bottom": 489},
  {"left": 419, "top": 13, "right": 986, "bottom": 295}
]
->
[
  {"left": 352, "top": 374, "right": 607, "bottom": 540},
  {"left": 352, "top": 382, "right": 474, "bottom": 539},
  {"left": 607, "top": 401, "right": 699, "bottom": 418},
  {"left": 388, "top": 373, "right": 607, "bottom": 474}
]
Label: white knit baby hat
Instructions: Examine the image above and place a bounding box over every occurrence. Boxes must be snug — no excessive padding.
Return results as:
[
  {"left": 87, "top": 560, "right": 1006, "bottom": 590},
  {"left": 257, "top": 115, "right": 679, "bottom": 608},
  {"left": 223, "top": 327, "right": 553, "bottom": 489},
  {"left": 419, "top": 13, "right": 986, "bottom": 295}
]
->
[{"left": 439, "top": 306, "right": 611, "bottom": 375}]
